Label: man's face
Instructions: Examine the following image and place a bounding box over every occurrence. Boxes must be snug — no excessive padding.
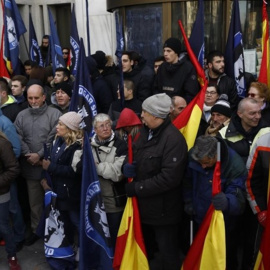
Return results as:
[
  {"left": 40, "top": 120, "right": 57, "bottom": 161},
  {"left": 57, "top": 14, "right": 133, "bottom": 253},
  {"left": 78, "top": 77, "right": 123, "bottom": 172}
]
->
[
  {"left": 24, "top": 65, "right": 32, "bottom": 76},
  {"left": 154, "top": 60, "right": 164, "bottom": 74},
  {"left": 122, "top": 55, "right": 133, "bottom": 73},
  {"left": 11, "top": 80, "right": 24, "bottom": 97},
  {"left": 198, "top": 155, "right": 217, "bottom": 169},
  {"left": 209, "top": 56, "right": 225, "bottom": 76},
  {"left": 94, "top": 120, "right": 112, "bottom": 141},
  {"left": 205, "top": 86, "right": 219, "bottom": 106},
  {"left": 27, "top": 85, "right": 45, "bottom": 109},
  {"left": 54, "top": 71, "right": 67, "bottom": 84},
  {"left": 170, "top": 97, "right": 186, "bottom": 119},
  {"left": 62, "top": 50, "right": 69, "bottom": 60},
  {"left": 141, "top": 110, "right": 157, "bottom": 129},
  {"left": 237, "top": 102, "right": 261, "bottom": 131},
  {"left": 123, "top": 85, "right": 132, "bottom": 100},
  {"left": 42, "top": 38, "right": 49, "bottom": 48},
  {"left": 55, "top": 89, "right": 70, "bottom": 108},
  {"left": 211, "top": 112, "right": 228, "bottom": 128},
  {"left": 163, "top": 48, "right": 178, "bottom": 64}
]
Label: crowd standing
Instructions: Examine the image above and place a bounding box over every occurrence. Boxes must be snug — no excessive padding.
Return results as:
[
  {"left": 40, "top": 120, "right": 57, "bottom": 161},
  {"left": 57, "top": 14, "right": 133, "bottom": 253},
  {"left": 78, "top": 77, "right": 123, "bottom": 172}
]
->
[{"left": 0, "top": 35, "right": 269, "bottom": 270}]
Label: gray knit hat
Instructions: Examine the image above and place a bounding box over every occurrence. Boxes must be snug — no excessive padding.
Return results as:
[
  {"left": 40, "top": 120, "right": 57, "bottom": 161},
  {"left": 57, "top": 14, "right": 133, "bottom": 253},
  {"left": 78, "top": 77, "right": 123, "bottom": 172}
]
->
[
  {"left": 142, "top": 93, "right": 171, "bottom": 119},
  {"left": 211, "top": 94, "right": 231, "bottom": 118},
  {"left": 59, "top": 112, "right": 82, "bottom": 131}
]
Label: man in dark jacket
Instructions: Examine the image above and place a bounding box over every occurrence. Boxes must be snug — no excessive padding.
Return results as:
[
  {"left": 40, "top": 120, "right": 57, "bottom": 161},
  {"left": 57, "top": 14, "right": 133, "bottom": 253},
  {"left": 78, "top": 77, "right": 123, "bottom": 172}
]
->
[
  {"left": 205, "top": 50, "right": 239, "bottom": 111},
  {"left": 184, "top": 135, "right": 246, "bottom": 269},
  {"left": 123, "top": 93, "right": 188, "bottom": 270},
  {"left": 153, "top": 37, "right": 200, "bottom": 103}
]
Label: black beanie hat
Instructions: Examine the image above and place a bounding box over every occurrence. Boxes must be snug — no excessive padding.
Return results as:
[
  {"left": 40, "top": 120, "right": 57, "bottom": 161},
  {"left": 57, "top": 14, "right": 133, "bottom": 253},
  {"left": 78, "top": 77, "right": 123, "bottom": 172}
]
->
[
  {"left": 55, "top": 82, "right": 73, "bottom": 97},
  {"left": 211, "top": 94, "right": 231, "bottom": 118},
  {"left": 163, "top": 37, "right": 182, "bottom": 56},
  {"left": 91, "top": 51, "right": 107, "bottom": 70}
]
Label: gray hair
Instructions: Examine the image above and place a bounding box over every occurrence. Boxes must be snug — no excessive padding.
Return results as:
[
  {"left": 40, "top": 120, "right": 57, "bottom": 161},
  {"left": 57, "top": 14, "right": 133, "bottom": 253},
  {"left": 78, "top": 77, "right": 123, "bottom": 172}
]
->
[
  {"left": 237, "top": 97, "right": 258, "bottom": 113},
  {"left": 92, "top": 113, "right": 112, "bottom": 128},
  {"left": 191, "top": 135, "right": 218, "bottom": 161}
]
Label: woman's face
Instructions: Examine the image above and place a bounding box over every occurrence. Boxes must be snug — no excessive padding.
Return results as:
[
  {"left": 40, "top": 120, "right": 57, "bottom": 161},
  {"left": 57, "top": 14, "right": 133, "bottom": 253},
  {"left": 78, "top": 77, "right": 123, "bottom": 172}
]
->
[
  {"left": 248, "top": 87, "right": 265, "bottom": 104},
  {"left": 205, "top": 86, "right": 219, "bottom": 106},
  {"left": 94, "top": 120, "right": 112, "bottom": 141},
  {"left": 56, "top": 121, "right": 69, "bottom": 137}
]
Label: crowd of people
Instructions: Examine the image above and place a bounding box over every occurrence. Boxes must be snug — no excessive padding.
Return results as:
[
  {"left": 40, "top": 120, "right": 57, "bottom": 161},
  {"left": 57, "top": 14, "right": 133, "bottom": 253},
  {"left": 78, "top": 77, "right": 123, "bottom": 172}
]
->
[{"left": 0, "top": 35, "right": 269, "bottom": 270}]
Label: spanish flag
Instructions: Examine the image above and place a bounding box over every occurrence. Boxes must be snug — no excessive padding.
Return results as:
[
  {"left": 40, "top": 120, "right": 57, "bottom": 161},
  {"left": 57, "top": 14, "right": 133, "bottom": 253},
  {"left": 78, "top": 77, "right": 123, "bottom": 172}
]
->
[
  {"left": 113, "top": 135, "right": 149, "bottom": 270},
  {"left": 258, "top": 0, "right": 270, "bottom": 88},
  {"left": 181, "top": 142, "right": 226, "bottom": 270},
  {"left": 173, "top": 21, "right": 208, "bottom": 150},
  {"left": 254, "top": 159, "right": 270, "bottom": 270}
]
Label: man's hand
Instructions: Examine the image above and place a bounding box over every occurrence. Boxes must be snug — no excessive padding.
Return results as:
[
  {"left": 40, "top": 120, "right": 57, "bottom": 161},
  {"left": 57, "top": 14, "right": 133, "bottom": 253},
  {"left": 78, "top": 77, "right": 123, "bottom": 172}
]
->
[
  {"left": 123, "top": 162, "right": 137, "bottom": 178},
  {"left": 257, "top": 210, "right": 267, "bottom": 227},
  {"left": 25, "top": 153, "right": 40, "bottom": 166},
  {"left": 212, "top": 192, "right": 228, "bottom": 211},
  {"left": 42, "top": 159, "right": 51, "bottom": 170}
]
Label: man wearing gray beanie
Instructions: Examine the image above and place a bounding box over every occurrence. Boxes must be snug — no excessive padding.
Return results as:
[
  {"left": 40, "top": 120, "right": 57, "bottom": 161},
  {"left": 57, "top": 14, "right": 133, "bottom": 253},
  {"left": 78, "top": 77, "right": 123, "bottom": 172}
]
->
[
  {"left": 153, "top": 37, "right": 200, "bottom": 104},
  {"left": 122, "top": 93, "right": 188, "bottom": 269}
]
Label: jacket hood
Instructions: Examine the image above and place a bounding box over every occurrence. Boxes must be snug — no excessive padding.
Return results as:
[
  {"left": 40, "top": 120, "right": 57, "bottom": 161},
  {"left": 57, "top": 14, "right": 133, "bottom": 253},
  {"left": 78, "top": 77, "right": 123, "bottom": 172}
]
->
[{"left": 116, "top": 108, "right": 142, "bottom": 129}]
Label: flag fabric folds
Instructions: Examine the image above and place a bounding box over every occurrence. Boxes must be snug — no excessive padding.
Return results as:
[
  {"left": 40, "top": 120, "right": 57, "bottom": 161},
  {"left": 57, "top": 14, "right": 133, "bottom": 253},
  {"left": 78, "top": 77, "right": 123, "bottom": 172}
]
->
[
  {"left": 48, "top": 8, "right": 65, "bottom": 73},
  {"left": 69, "top": 38, "right": 97, "bottom": 134},
  {"left": 188, "top": 0, "right": 204, "bottom": 67},
  {"left": 113, "top": 135, "right": 149, "bottom": 270},
  {"left": 173, "top": 20, "right": 208, "bottom": 150},
  {"left": 0, "top": 0, "right": 9, "bottom": 78},
  {"left": 258, "top": 0, "right": 270, "bottom": 88},
  {"left": 225, "top": 0, "right": 246, "bottom": 98},
  {"left": 29, "top": 13, "right": 43, "bottom": 67},
  {"left": 69, "top": 4, "right": 80, "bottom": 76},
  {"left": 79, "top": 132, "right": 114, "bottom": 270},
  {"left": 4, "top": 0, "right": 26, "bottom": 73},
  {"left": 181, "top": 142, "right": 226, "bottom": 270}
]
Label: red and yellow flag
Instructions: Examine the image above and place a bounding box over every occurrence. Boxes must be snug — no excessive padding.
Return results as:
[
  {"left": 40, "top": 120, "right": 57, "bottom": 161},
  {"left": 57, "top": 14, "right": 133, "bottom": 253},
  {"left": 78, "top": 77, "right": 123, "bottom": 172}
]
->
[
  {"left": 182, "top": 142, "right": 226, "bottom": 270},
  {"left": 258, "top": 0, "right": 270, "bottom": 88},
  {"left": 173, "top": 21, "right": 208, "bottom": 150},
  {"left": 113, "top": 135, "right": 149, "bottom": 270},
  {"left": 254, "top": 159, "right": 270, "bottom": 270}
]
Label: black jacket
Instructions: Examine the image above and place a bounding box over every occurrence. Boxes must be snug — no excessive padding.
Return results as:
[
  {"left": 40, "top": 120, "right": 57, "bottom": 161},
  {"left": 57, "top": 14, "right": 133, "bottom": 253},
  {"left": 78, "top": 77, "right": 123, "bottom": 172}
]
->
[
  {"left": 126, "top": 117, "right": 188, "bottom": 225},
  {"left": 153, "top": 54, "right": 200, "bottom": 103}
]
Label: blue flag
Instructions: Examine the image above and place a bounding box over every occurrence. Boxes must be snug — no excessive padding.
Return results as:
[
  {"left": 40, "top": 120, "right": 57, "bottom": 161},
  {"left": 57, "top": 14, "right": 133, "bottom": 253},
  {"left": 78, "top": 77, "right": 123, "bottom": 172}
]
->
[
  {"left": 48, "top": 8, "right": 65, "bottom": 73},
  {"left": 4, "top": 0, "right": 26, "bottom": 73},
  {"left": 70, "top": 4, "right": 80, "bottom": 76},
  {"left": 189, "top": 0, "right": 204, "bottom": 67},
  {"left": 115, "top": 11, "right": 125, "bottom": 108},
  {"left": 29, "top": 13, "right": 43, "bottom": 67},
  {"left": 79, "top": 132, "right": 114, "bottom": 269},
  {"left": 225, "top": 0, "right": 246, "bottom": 98},
  {"left": 69, "top": 39, "right": 97, "bottom": 134}
]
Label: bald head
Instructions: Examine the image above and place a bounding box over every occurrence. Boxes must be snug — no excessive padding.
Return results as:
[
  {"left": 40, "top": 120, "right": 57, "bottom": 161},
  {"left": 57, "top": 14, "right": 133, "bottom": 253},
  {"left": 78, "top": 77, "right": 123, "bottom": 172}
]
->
[
  {"left": 170, "top": 96, "right": 187, "bottom": 120},
  {"left": 27, "top": 84, "right": 45, "bottom": 109}
]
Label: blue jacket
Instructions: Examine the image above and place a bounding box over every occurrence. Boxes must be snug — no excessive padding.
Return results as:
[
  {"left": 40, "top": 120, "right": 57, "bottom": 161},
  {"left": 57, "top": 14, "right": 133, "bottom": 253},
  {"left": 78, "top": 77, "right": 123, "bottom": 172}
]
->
[
  {"left": 184, "top": 138, "right": 247, "bottom": 226},
  {"left": 0, "top": 109, "right": 21, "bottom": 158}
]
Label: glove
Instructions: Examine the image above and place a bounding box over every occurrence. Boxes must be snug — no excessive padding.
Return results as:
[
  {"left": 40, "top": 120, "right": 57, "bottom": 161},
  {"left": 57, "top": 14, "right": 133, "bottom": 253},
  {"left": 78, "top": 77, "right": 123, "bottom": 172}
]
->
[
  {"left": 212, "top": 192, "right": 228, "bottom": 211},
  {"left": 257, "top": 210, "right": 267, "bottom": 228},
  {"left": 125, "top": 182, "right": 136, "bottom": 197},
  {"left": 123, "top": 161, "right": 137, "bottom": 178},
  {"left": 184, "top": 203, "right": 193, "bottom": 216}
]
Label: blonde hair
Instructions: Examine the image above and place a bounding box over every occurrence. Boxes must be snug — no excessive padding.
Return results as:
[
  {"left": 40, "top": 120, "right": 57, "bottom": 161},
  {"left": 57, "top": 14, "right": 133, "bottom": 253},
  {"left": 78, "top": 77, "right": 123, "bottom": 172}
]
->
[
  {"left": 62, "top": 128, "right": 84, "bottom": 146},
  {"left": 118, "top": 125, "right": 140, "bottom": 141}
]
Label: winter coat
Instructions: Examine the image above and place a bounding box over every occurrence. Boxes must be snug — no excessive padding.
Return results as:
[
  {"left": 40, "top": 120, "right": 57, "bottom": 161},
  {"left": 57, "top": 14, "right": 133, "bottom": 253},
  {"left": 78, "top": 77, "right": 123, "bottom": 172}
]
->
[
  {"left": 0, "top": 136, "right": 20, "bottom": 195},
  {"left": 153, "top": 53, "right": 200, "bottom": 103},
  {"left": 14, "top": 103, "right": 62, "bottom": 180},
  {"left": 183, "top": 138, "right": 247, "bottom": 227},
  {"left": 47, "top": 137, "right": 83, "bottom": 211},
  {"left": 91, "top": 135, "right": 127, "bottom": 213},
  {"left": 128, "top": 117, "right": 188, "bottom": 225}
]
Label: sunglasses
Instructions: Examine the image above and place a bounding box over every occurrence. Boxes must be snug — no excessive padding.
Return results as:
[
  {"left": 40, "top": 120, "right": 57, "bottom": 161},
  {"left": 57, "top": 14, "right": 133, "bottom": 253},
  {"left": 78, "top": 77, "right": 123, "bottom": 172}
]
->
[{"left": 63, "top": 52, "right": 69, "bottom": 55}]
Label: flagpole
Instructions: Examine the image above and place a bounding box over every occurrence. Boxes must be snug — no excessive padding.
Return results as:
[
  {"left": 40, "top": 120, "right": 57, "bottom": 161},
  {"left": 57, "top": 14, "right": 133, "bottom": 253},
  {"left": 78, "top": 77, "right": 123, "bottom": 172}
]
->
[
  {"left": 85, "top": 0, "right": 91, "bottom": 55},
  {"left": 22, "top": 34, "right": 29, "bottom": 59}
]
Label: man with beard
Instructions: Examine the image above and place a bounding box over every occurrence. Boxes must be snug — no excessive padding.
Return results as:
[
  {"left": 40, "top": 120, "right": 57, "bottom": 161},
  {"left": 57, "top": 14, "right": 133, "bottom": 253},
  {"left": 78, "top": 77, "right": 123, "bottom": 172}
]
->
[
  {"left": 206, "top": 50, "right": 239, "bottom": 111},
  {"left": 40, "top": 35, "right": 50, "bottom": 66},
  {"left": 153, "top": 37, "right": 200, "bottom": 103}
]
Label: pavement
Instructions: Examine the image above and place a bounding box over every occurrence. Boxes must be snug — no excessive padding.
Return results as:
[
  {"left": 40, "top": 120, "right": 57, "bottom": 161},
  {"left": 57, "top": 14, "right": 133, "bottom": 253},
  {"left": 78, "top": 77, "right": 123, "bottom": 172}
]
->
[{"left": 0, "top": 239, "right": 51, "bottom": 270}]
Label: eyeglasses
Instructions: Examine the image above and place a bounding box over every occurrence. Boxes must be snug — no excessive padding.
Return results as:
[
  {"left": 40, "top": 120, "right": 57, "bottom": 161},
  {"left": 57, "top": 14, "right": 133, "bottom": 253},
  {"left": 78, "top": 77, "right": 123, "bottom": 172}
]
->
[
  {"left": 63, "top": 52, "right": 69, "bottom": 55},
  {"left": 96, "top": 122, "right": 112, "bottom": 130},
  {"left": 247, "top": 93, "right": 258, "bottom": 98},
  {"left": 206, "top": 91, "right": 217, "bottom": 96}
]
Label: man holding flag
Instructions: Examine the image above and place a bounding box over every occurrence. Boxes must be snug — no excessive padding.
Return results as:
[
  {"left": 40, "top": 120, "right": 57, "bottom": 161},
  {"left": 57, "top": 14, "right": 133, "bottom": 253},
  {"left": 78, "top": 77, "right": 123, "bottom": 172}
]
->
[
  {"left": 183, "top": 135, "right": 246, "bottom": 269},
  {"left": 123, "top": 93, "right": 187, "bottom": 269}
]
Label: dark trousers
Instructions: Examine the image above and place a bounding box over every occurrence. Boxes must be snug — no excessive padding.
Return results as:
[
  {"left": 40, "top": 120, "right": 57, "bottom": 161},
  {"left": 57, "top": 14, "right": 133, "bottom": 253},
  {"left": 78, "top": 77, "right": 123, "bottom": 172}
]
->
[{"left": 142, "top": 223, "right": 181, "bottom": 270}]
